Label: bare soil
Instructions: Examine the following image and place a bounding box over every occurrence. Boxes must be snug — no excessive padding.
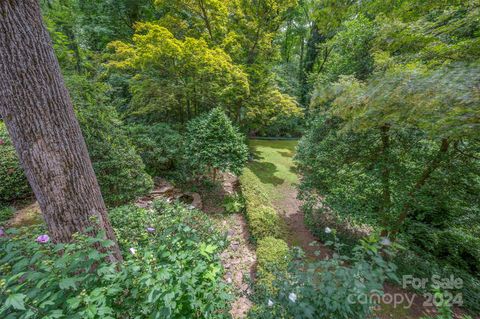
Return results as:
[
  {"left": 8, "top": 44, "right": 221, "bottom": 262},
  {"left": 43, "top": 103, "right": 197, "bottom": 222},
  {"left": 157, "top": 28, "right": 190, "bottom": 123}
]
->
[{"left": 199, "top": 173, "right": 256, "bottom": 319}]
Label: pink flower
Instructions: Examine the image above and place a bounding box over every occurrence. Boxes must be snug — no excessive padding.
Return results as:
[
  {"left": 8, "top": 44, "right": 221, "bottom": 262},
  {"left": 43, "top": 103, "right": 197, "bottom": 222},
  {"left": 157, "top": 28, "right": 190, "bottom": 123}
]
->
[
  {"left": 0, "top": 228, "right": 5, "bottom": 237},
  {"left": 36, "top": 234, "right": 50, "bottom": 244},
  {"left": 146, "top": 227, "right": 155, "bottom": 233}
]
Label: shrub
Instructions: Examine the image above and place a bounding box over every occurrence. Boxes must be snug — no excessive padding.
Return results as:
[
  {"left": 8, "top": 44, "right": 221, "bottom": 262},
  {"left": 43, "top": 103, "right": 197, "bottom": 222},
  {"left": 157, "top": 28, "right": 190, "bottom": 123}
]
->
[
  {"left": 0, "top": 206, "right": 15, "bottom": 225},
  {"left": 239, "top": 168, "right": 285, "bottom": 242},
  {"left": 64, "top": 73, "right": 154, "bottom": 206},
  {"left": 0, "top": 123, "right": 31, "bottom": 202},
  {"left": 240, "top": 169, "right": 270, "bottom": 209},
  {"left": 256, "top": 237, "right": 290, "bottom": 287},
  {"left": 248, "top": 206, "right": 283, "bottom": 240},
  {"left": 125, "top": 123, "right": 184, "bottom": 176},
  {"left": 185, "top": 108, "right": 248, "bottom": 180},
  {"left": 0, "top": 200, "right": 232, "bottom": 318},
  {"left": 71, "top": 77, "right": 154, "bottom": 206},
  {"left": 395, "top": 238, "right": 480, "bottom": 313},
  {"left": 255, "top": 114, "right": 304, "bottom": 138},
  {"left": 245, "top": 87, "right": 304, "bottom": 137},
  {"left": 421, "top": 290, "right": 473, "bottom": 319},
  {"left": 222, "top": 193, "right": 245, "bottom": 214},
  {"left": 249, "top": 235, "right": 398, "bottom": 319}
]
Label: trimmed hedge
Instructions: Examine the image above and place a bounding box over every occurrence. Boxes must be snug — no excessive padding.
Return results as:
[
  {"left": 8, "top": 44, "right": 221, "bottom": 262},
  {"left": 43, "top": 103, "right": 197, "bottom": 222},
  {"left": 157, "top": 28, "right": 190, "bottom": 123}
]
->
[
  {"left": 239, "top": 168, "right": 285, "bottom": 241},
  {"left": 239, "top": 167, "right": 289, "bottom": 286},
  {"left": 256, "top": 236, "right": 290, "bottom": 288}
]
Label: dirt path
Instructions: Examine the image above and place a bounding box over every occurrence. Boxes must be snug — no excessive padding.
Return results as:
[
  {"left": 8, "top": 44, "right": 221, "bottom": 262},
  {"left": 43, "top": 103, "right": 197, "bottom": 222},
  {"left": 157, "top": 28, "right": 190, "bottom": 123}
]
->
[
  {"left": 273, "top": 184, "right": 329, "bottom": 260},
  {"left": 218, "top": 214, "right": 256, "bottom": 318},
  {"left": 199, "top": 173, "right": 256, "bottom": 319}
]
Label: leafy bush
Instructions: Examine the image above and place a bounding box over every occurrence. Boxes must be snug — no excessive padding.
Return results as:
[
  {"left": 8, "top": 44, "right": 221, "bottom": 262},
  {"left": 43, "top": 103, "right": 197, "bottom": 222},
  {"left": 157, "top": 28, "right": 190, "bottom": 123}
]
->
[
  {"left": 421, "top": 290, "right": 473, "bottom": 319},
  {"left": 68, "top": 75, "right": 154, "bottom": 206},
  {"left": 0, "top": 200, "right": 232, "bottom": 318},
  {"left": 185, "top": 108, "right": 248, "bottom": 179},
  {"left": 257, "top": 114, "right": 304, "bottom": 138},
  {"left": 404, "top": 223, "right": 480, "bottom": 276},
  {"left": 247, "top": 206, "right": 283, "bottom": 241},
  {"left": 0, "top": 206, "right": 15, "bottom": 225},
  {"left": 125, "top": 123, "right": 184, "bottom": 177},
  {"left": 250, "top": 235, "right": 398, "bottom": 319},
  {"left": 222, "top": 193, "right": 245, "bottom": 214},
  {"left": 0, "top": 123, "right": 31, "bottom": 202},
  {"left": 239, "top": 169, "right": 271, "bottom": 209},
  {"left": 78, "top": 105, "right": 154, "bottom": 206},
  {"left": 395, "top": 237, "right": 480, "bottom": 313},
  {"left": 239, "top": 168, "right": 285, "bottom": 242},
  {"left": 256, "top": 237, "right": 290, "bottom": 287}
]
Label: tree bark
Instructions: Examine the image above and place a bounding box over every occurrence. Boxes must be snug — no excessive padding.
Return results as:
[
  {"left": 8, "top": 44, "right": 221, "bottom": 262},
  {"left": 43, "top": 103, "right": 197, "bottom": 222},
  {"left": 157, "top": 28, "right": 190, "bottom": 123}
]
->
[
  {"left": 389, "top": 138, "right": 450, "bottom": 237},
  {"left": 379, "top": 125, "right": 391, "bottom": 228},
  {"left": 0, "top": 0, "right": 122, "bottom": 261}
]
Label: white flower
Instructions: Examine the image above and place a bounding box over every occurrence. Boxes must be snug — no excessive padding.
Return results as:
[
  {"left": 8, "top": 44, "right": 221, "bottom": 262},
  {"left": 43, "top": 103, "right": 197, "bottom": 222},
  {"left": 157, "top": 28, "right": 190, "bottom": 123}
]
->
[
  {"left": 129, "top": 247, "right": 137, "bottom": 255},
  {"left": 380, "top": 237, "right": 392, "bottom": 246},
  {"left": 268, "top": 299, "right": 274, "bottom": 307},
  {"left": 324, "top": 227, "right": 332, "bottom": 234},
  {"left": 288, "top": 292, "right": 297, "bottom": 303}
]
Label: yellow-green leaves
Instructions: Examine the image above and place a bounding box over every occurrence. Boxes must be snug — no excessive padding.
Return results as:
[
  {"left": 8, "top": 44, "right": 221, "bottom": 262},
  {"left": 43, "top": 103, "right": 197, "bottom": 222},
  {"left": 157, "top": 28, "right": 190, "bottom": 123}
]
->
[{"left": 108, "top": 22, "right": 249, "bottom": 121}]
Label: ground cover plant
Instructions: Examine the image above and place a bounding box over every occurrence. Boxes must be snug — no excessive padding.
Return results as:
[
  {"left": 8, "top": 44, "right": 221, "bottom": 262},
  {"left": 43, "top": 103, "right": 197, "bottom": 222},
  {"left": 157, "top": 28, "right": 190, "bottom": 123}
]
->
[{"left": 0, "top": 200, "right": 231, "bottom": 318}]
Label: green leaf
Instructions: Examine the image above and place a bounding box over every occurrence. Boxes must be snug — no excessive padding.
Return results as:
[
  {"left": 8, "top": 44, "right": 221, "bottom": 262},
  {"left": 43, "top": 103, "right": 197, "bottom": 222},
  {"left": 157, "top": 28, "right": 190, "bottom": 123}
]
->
[
  {"left": 59, "top": 277, "right": 77, "bottom": 290},
  {"left": 5, "top": 293, "right": 26, "bottom": 310}
]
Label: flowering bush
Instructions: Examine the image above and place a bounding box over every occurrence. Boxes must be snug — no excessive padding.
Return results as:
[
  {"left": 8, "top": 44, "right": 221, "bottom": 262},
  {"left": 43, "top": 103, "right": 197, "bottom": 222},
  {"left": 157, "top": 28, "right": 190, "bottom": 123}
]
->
[
  {"left": 250, "top": 233, "right": 398, "bottom": 319},
  {"left": 0, "top": 200, "right": 232, "bottom": 318}
]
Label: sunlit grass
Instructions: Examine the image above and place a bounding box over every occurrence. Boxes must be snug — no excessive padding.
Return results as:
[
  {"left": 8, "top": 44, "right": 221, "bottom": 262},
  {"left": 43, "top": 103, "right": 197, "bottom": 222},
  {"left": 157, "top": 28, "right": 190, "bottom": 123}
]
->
[{"left": 247, "top": 139, "right": 298, "bottom": 200}]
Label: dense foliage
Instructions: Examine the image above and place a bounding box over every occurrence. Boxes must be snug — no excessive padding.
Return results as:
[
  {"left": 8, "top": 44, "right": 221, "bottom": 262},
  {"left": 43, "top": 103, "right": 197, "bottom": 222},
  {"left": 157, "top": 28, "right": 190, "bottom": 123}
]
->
[
  {"left": 295, "top": 0, "right": 480, "bottom": 313},
  {"left": 0, "top": 200, "right": 231, "bottom": 318},
  {"left": 185, "top": 108, "right": 248, "bottom": 179},
  {"left": 1, "top": 0, "right": 477, "bottom": 317},
  {"left": 67, "top": 75, "right": 154, "bottom": 206},
  {"left": 239, "top": 168, "right": 285, "bottom": 242},
  {"left": 0, "top": 123, "right": 31, "bottom": 202},
  {"left": 250, "top": 234, "right": 398, "bottom": 319},
  {"left": 125, "top": 123, "right": 184, "bottom": 177}
]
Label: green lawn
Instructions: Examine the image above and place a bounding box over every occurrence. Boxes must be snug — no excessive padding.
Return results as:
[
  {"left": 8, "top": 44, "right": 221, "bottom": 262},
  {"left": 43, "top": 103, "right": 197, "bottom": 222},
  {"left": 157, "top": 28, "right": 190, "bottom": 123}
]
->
[{"left": 247, "top": 139, "right": 298, "bottom": 200}]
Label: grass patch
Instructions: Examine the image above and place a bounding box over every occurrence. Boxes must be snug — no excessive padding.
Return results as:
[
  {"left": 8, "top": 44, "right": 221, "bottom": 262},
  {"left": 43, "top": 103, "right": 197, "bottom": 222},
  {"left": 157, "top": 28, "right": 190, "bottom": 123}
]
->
[{"left": 248, "top": 139, "right": 298, "bottom": 201}]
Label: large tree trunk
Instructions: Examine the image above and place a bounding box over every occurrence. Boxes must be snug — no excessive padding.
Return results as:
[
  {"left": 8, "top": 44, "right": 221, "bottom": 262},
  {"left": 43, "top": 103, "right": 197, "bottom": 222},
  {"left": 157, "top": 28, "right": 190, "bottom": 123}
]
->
[{"left": 0, "top": 0, "right": 122, "bottom": 261}]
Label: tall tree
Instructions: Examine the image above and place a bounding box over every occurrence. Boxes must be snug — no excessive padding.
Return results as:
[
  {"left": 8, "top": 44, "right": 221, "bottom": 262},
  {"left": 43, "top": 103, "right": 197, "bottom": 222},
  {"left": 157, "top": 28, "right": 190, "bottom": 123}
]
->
[{"left": 0, "top": 0, "right": 121, "bottom": 260}]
